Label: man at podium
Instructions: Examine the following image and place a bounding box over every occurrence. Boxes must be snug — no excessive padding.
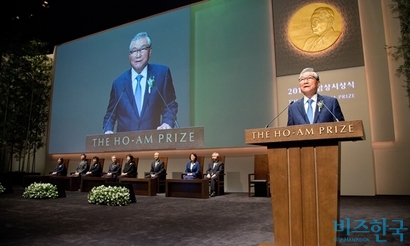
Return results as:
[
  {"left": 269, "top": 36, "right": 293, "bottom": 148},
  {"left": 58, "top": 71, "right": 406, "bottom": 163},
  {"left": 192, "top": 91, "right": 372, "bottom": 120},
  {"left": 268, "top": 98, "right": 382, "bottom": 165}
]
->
[{"left": 287, "top": 67, "right": 344, "bottom": 125}]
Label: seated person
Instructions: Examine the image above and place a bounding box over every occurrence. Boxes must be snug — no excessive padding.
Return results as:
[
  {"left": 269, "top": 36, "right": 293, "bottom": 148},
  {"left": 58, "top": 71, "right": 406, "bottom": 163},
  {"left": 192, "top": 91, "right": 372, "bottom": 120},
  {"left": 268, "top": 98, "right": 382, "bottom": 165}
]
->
[
  {"left": 205, "top": 152, "right": 224, "bottom": 197},
  {"left": 102, "top": 155, "right": 121, "bottom": 178},
  {"left": 70, "top": 154, "right": 89, "bottom": 177},
  {"left": 183, "top": 153, "right": 201, "bottom": 179},
  {"left": 118, "top": 154, "right": 137, "bottom": 178},
  {"left": 145, "top": 152, "right": 165, "bottom": 179},
  {"left": 83, "top": 156, "right": 102, "bottom": 177},
  {"left": 50, "top": 157, "right": 67, "bottom": 176}
]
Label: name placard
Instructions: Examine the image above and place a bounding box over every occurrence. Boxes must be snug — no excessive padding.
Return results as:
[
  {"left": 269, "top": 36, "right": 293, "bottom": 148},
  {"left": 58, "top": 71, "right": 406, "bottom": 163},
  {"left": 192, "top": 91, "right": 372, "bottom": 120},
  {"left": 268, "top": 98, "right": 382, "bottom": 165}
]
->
[
  {"left": 245, "top": 120, "right": 364, "bottom": 145},
  {"left": 86, "top": 127, "right": 204, "bottom": 152}
]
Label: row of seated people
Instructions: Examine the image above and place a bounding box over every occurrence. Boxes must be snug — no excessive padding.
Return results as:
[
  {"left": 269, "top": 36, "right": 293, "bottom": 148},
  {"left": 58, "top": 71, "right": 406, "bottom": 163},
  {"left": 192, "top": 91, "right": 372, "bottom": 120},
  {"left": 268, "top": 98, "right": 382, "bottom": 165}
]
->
[
  {"left": 50, "top": 152, "right": 225, "bottom": 197},
  {"left": 50, "top": 154, "right": 137, "bottom": 178}
]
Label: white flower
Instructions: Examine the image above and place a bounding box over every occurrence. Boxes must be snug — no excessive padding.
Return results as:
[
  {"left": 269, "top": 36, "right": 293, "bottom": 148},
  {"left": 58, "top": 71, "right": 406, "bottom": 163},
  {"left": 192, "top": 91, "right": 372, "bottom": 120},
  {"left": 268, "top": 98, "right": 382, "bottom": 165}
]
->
[
  {"left": 317, "top": 101, "right": 324, "bottom": 112},
  {"left": 87, "top": 185, "right": 131, "bottom": 206},
  {"left": 22, "top": 182, "right": 58, "bottom": 199},
  {"left": 147, "top": 76, "right": 155, "bottom": 93}
]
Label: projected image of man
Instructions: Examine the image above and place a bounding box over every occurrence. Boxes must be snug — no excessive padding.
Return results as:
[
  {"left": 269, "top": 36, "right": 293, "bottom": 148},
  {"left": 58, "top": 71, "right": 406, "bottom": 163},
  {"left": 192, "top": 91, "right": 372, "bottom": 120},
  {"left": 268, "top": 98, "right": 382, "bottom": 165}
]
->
[{"left": 103, "top": 32, "right": 178, "bottom": 133}]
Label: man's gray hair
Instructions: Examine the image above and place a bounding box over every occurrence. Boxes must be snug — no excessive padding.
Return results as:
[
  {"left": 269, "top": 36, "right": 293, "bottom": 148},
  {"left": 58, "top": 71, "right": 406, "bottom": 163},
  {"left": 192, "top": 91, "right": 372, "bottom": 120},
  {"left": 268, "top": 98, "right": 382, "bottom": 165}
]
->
[
  {"left": 299, "top": 67, "right": 319, "bottom": 80},
  {"left": 129, "top": 32, "right": 152, "bottom": 50}
]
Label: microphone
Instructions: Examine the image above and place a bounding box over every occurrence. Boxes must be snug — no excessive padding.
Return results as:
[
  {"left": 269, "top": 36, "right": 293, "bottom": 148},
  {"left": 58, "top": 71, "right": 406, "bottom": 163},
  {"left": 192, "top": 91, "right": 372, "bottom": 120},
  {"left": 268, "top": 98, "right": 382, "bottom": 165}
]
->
[
  {"left": 103, "top": 87, "right": 126, "bottom": 133},
  {"left": 153, "top": 84, "right": 180, "bottom": 128},
  {"left": 265, "top": 101, "right": 294, "bottom": 128},
  {"left": 320, "top": 100, "right": 339, "bottom": 122}
]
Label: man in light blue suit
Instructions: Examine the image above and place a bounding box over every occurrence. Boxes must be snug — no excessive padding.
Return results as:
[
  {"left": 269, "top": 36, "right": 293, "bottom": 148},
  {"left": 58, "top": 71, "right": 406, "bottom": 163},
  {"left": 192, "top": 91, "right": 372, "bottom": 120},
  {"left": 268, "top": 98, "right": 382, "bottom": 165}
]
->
[
  {"left": 287, "top": 68, "right": 344, "bottom": 126},
  {"left": 103, "top": 32, "right": 178, "bottom": 133}
]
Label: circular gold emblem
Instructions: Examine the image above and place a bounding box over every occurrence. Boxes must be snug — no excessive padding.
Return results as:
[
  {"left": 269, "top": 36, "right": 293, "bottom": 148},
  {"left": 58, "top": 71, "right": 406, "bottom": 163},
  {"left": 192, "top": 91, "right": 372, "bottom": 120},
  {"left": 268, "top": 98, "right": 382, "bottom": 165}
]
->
[{"left": 288, "top": 3, "right": 343, "bottom": 53}]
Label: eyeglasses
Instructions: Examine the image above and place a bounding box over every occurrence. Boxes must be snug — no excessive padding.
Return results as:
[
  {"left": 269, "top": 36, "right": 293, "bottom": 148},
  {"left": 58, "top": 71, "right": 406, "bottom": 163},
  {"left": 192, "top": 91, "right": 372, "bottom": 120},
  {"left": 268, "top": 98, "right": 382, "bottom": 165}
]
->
[
  {"left": 130, "top": 46, "right": 151, "bottom": 55},
  {"left": 298, "top": 76, "right": 316, "bottom": 82}
]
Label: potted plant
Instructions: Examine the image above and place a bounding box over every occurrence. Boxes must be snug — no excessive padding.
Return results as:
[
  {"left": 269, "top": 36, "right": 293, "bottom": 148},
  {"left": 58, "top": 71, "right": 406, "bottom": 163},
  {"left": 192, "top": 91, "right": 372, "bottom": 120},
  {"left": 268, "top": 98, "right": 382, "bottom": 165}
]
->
[
  {"left": 22, "top": 182, "right": 58, "bottom": 199},
  {"left": 87, "top": 185, "right": 131, "bottom": 206}
]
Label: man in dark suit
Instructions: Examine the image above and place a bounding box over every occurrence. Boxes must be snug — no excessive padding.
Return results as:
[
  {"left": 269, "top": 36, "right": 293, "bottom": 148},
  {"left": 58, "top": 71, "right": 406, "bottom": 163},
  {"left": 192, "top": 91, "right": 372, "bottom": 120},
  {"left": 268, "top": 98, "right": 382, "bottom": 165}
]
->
[
  {"left": 103, "top": 32, "right": 178, "bottom": 133},
  {"left": 287, "top": 67, "right": 344, "bottom": 126},
  {"left": 205, "top": 152, "right": 224, "bottom": 197},
  {"left": 71, "top": 154, "right": 89, "bottom": 177},
  {"left": 102, "top": 155, "right": 121, "bottom": 178},
  {"left": 83, "top": 156, "right": 102, "bottom": 177},
  {"left": 146, "top": 152, "right": 165, "bottom": 179}
]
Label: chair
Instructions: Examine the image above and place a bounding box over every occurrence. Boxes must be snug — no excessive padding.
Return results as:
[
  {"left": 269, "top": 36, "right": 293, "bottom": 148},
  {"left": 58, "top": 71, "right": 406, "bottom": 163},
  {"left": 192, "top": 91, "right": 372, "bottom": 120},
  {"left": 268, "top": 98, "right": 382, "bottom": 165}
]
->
[
  {"left": 204, "top": 156, "right": 225, "bottom": 196},
  {"left": 97, "top": 158, "right": 105, "bottom": 177},
  {"left": 248, "top": 154, "right": 270, "bottom": 197},
  {"left": 144, "top": 157, "right": 168, "bottom": 193},
  {"left": 63, "top": 159, "right": 70, "bottom": 173},
  {"left": 181, "top": 156, "right": 205, "bottom": 179}
]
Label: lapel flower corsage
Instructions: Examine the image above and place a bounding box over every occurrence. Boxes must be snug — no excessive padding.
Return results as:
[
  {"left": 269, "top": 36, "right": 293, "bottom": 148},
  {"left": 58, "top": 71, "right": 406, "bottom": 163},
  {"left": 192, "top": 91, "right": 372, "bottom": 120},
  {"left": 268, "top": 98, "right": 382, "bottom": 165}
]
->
[
  {"left": 147, "top": 76, "right": 155, "bottom": 93},
  {"left": 317, "top": 100, "right": 324, "bottom": 112}
]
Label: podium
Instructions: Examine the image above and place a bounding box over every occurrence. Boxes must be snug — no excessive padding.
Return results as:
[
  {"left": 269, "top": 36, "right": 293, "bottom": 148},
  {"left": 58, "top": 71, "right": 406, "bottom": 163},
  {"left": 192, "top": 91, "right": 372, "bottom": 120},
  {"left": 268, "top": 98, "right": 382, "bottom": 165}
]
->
[{"left": 245, "top": 120, "right": 364, "bottom": 246}]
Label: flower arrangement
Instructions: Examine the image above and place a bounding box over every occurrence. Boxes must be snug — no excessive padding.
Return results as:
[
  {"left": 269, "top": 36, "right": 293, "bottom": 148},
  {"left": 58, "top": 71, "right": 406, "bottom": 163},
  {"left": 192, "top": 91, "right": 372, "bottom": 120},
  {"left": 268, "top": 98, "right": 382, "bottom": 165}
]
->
[
  {"left": 317, "top": 101, "right": 324, "bottom": 112},
  {"left": 147, "top": 76, "right": 155, "bottom": 93},
  {"left": 0, "top": 183, "right": 5, "bottom": 194},
  {"left": 22, "top": 182, "right": 58, "bottom": 199},
  {"left": 87, "top": 185, "right": 131, "bottom": 206}
]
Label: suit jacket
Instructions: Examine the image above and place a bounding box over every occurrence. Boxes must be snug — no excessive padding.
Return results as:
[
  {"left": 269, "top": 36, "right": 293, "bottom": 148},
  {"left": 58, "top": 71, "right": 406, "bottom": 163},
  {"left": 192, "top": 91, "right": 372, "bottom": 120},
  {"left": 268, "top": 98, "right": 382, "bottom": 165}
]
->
[
  {"left": 75, "top": 160, "right": 89, "bottom": 175},
  {"left": 206, "top": 161, "right": 224, "bottom": 176},
  {"left": 54, "top": 163, "right": 67, "bottom": 176},
  {"left": 149, "top": 160, "right": 165, "bottom": 176},
  {"left": 184, "top": 161, "right": 201, "bottom": 178},
  {"left": 89, "top": 162, "right": 102, "bottom": 176},
  {"left": 122, "top": 162, "right": 136, "bottom": 176},
  {"left": 287, "top": 94, "right": 345, "bottom": 126},
  {"left": 107, "top": 162, "right": 121, "bottom": 176},
  {"left": 103, "top": 64, "right": 178, "bottom": 132}
]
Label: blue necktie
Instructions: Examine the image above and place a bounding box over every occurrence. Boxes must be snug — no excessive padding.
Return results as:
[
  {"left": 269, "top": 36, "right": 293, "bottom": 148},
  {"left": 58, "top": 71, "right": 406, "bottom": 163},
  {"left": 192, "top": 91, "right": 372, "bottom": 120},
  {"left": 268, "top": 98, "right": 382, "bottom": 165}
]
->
[
  {"left": 135, "top": 74, "right": 143, "bottom": 115},
  {"left": 307, "top": 98, "right": 313, "bottom": 124}
]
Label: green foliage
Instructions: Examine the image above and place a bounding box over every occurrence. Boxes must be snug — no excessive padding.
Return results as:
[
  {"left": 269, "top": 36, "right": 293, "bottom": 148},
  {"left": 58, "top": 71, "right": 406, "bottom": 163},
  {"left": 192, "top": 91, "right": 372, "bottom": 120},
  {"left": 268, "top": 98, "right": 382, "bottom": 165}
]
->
[
  {"left": 22, "top": 182, "right": 58, "bottom": 199},
  {"left": 0, "top": 40, "right": 52, "bottom": 171},
  {"left": 87, "top": 185, "right": 131, "bottom": 206},
  {"left": 388, "top": 0, "right": 410, "bottom": 99}
]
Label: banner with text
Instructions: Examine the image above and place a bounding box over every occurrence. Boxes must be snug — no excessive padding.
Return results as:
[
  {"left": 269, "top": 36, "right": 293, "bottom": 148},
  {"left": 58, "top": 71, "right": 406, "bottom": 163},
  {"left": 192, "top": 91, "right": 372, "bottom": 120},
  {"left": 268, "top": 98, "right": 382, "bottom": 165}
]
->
[{"left": 86, "top": 127, "right": 204, "bottom": 152}]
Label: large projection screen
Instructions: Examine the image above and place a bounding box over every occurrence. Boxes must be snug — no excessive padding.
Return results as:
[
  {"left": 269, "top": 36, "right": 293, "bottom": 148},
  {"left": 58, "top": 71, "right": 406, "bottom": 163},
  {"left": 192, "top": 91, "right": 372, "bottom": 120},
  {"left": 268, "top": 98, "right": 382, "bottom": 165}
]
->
[
  {"left": 49, "top": 0, "right": 276, "bottom": 154},
  {"left": 49, "top": 9, "right": 191, "bottom": 154}
]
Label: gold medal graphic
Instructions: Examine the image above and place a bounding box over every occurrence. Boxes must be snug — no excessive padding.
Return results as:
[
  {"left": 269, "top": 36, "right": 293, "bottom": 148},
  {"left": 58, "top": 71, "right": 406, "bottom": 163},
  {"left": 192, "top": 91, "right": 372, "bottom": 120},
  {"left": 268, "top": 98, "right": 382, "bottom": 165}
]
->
[{"left": 288, "top": 3, "right": 343, "bottom": 53}]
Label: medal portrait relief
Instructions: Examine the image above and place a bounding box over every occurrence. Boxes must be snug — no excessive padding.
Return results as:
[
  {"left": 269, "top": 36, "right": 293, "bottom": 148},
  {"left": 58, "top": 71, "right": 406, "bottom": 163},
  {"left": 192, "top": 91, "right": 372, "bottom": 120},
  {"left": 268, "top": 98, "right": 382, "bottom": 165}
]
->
[{"left": 288, "top": 3, "right": 343, "bottom": 53}]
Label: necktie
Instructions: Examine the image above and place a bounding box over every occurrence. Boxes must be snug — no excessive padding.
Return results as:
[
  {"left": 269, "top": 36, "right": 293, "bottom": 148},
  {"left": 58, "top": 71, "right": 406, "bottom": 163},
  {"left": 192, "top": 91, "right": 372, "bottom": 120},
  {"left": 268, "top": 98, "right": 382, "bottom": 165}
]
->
[
  {"left": 135, "top": 74, "right": 143, "bottom": 115},
  {"left": 213, "top": 163, "right": 217, "bottom": 169},
  {"left": 307, "top": 98, "right": 313, "bottom": 124}
]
